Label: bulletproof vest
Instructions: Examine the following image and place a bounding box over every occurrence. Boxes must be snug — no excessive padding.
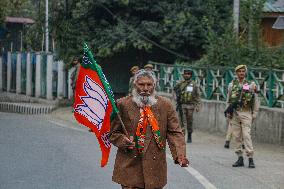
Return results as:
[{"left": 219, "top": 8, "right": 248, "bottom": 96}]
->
[
  {"left": 229, "top": 79, "right": 254, "bottom": 109},
  {"left": 179, "top": 80, "right": 195, "bottom": 104}
]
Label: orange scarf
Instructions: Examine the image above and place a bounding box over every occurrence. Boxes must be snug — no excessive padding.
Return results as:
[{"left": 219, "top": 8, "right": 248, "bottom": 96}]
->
[{"left": 135, "top": 106, "right": 164, "bottom": 155}]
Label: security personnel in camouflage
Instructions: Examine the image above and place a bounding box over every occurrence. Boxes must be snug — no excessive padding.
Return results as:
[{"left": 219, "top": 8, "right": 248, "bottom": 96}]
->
[
  {"left": 224, "top": 120, "right": 233, "bottom": 148},
  {"left": 174, "top": 69, "right": 201, "bottom": 143},
  {"left": 226, "top": 65, "right": 260, "bottom": 168},
  {"left": 128, "top": 66, "right": 139, "bottom": 95},
  {"left": 70, "top": 57, "right": 80, "bottom": 99}
]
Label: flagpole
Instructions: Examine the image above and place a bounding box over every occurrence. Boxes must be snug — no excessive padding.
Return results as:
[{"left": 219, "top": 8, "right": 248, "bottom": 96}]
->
[
  {"left": 117, "top": 114, "right": 130, "bottom": 137},
  {"left": 118, "top": 114, "right": 134, "bottom": 148}
]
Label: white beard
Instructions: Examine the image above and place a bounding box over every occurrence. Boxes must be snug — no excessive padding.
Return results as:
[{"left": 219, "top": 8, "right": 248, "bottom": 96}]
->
[{"left": 132, "top": 88, "right": 157, "bottom": 107}]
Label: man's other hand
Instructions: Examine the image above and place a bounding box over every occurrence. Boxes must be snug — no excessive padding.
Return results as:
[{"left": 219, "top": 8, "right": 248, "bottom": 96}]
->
[{"left": 175, "top": 156, "right": 190, "bottom": 167}]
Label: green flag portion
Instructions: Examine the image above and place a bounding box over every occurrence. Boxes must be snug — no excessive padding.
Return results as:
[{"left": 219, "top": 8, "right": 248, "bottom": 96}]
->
[{"left": 83, "top": 43, "right": 119, "bottom": 118}]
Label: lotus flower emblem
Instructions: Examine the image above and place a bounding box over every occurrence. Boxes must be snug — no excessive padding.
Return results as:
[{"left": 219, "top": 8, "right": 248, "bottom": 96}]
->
[{"left": 74, "top": 76, "right": 109, "bottom": 131}]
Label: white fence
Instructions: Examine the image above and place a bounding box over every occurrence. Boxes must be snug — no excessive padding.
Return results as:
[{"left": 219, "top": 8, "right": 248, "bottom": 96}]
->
[{"left": 0, "top": 51, "right": 74, "bottom": 100}]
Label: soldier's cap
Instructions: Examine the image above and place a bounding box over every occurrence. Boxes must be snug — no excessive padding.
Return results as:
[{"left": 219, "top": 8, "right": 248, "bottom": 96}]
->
[
  {"left": 235, "top": 65, "right": 247, "bottom": 72},
  {"left": 130, "top": 66, "right": 139, "bottom": 72},
  {"left": 144, "top": 64, "right": 154, "bottom": 69},
  {"left": 72, "top": 57, "right": 80, "bottom": 64},
  {"left": 183, "top": 69, "right": 193, "bottom": 74}
]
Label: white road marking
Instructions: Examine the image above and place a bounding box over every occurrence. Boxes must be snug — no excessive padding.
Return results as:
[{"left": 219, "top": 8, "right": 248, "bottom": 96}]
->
[
  {"left": 47, "top": 120, "right": 86, "bottom": 132},
  {"left": 48, "top": 120, "right": 217, "bottom": 189},
  {"left": 166, "top": 154, "right": 217, "bottom": 189}
]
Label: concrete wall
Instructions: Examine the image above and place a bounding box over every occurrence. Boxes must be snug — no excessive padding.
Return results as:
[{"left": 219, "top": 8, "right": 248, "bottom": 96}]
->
[
  {"left": 0, "top": 56, "right": 2, "bottom": 91},
  {"left": 159, "top": 92, "right": 284, "bottom": 145},
  {"left": 193, "top": 100, "right": 227, "bottom": 134},
  {"left": 194, "top": 100, "right": 284, "bottom": 145}
]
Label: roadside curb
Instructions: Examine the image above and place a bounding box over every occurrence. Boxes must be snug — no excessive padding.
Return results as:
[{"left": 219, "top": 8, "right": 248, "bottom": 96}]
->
[{"left": 0, "top": 102, "right": 55, "bottom": 114}]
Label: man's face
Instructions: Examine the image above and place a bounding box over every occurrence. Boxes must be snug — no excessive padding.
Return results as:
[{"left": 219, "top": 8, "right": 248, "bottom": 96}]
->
[
  {"left": 183, "top": 73, "right": 192, "bottom": 80},
  {"left": 236, "top": 68, "right": 246, "bottom": 80},
  {"left": 135, "top": 76, "right": 155, "bottom": 96},
  {"left": 144, "top": 67, "right": 152, "bottom": 71},
  {"left": 73, "top": 59, "right": 79, "bottom": 65}
]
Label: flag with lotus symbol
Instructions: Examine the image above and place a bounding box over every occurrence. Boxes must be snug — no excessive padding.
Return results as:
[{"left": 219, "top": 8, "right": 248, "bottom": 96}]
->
[{"left": 73, "top": 43, "right": 118, "bottom": 167}]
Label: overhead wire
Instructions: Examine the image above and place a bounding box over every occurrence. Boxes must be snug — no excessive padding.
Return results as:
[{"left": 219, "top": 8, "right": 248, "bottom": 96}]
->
[{"left": 98, "top": 3, "right": 191, "bottom": 61}]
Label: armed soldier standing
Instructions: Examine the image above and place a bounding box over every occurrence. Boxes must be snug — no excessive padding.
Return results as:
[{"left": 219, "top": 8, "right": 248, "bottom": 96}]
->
[
  {"left": 225, "top": 65, "right": 260, "bottom": 168},
  {"left": 174, "top": 69, "right": 201, "bottom": 143},
  {"left": 70, "top": 57, "right": 81, "bottom": 99}
]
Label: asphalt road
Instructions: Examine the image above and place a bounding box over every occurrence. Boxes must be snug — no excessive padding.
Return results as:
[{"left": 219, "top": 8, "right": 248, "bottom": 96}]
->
[{"left": 0, "top": 110, "right": 283, "bottom": 189}]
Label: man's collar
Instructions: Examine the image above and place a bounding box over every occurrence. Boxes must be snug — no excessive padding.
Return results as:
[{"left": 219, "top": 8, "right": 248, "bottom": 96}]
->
[{"left": 236, "top": 78, "right": 248, "bottom": 84}]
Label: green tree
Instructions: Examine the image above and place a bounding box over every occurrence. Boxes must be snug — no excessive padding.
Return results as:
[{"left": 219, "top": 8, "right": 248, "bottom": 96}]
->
[
  {"left": 0, "top": 0, "right": 9, "bottom": 25},
  {"left": 195, "top": 0, "right": 284, "bottom": 69},
  {"left": 2, "top": 0, "right": 33, "bottom": 17},
  {"left": 52, "top": 0, "right": 232, "bottom": 64}
]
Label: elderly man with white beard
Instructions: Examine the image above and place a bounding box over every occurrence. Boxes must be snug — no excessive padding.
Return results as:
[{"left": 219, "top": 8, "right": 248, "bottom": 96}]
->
[{"left": 110, "top": 69, "right": 189, "bottom": 189}]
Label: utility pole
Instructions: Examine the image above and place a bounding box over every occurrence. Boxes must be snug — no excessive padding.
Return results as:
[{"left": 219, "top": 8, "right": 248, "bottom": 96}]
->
[
  {"left": 45, "top": 0, "right": 49, "bottom": 52},
  {"left": 233, "top": 0, "right": 240, "bottom": 38}
]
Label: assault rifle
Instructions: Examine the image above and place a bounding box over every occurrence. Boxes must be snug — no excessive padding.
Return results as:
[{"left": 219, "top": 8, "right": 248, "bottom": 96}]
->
[
  {"left": 174, "top": 86, "right": 184, "bottom": 121},
  {"left": 224, "top": 89, "right": 244, "bottom": 118}
]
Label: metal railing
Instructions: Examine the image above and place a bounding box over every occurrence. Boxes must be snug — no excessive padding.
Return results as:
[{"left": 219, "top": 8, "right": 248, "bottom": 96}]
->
[
  {"left": 1, "top": 52, "right": 283, "bottom": 108},
  {"left": 150, "top": 61, "right": 284, "bottom": 108}
]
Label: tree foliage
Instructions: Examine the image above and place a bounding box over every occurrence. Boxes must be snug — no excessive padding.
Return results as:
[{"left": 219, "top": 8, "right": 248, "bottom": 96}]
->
[
  {"left": 0, "top": 0, "right": 8, "bottom": 25},
  {"left": 2, "top": 0, "right": 282, "bottom": 69},
  {"left": 51, "top": 0, "right": 232, "bottom": 63},
  {"left": 0, "top": 0, "right": 233, "bottom": 64},
  {"left": 195, "top": 0, "right": 284, "bottom": 69},
  {"left": 0, "top": 0, "right": 32, "bottom": 25}
]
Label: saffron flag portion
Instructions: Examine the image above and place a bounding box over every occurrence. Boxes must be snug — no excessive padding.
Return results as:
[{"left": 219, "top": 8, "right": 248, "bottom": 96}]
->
[{"left": 73, "top": 44, "right": 118, "bottom": 167}]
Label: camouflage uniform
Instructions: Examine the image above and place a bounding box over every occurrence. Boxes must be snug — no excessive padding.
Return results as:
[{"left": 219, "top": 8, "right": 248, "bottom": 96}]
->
[
  {"left": 228, "top": 78, "right": 259, "bottom": 158},
  {"left": 226, "top": 72, "right": 260, "bottom": 168},
  {"left": 225, "top": 121, "right": 233, "bottom": 142},
  {"left": 128, "top": 66, "right": 139, "bottom": 95},
  {"left": 224, "top": 93, "right": 234, "bottom": 148},
  {"left": 174, "top": 79, "right": 201, "bottom": 137},
  {"left": 70, "top": 63, "right": 80, "bottom": 96},
  {"left": 128, "top": 76, "right": 135, "bottom": 95}
]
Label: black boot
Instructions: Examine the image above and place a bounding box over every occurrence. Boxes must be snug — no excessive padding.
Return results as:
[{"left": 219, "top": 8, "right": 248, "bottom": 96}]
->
[
  {"left": 187, "top": 133, "right": 192, "bottom": 143},
  {"left": 224, "top": 141, "right": 230, "bottom": 149},
  {"left": 248, "top": 158, "right": 255, "bottom": 168},
  {"left": 232, "top": 156, "right": 244, "bottom": 167}
]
